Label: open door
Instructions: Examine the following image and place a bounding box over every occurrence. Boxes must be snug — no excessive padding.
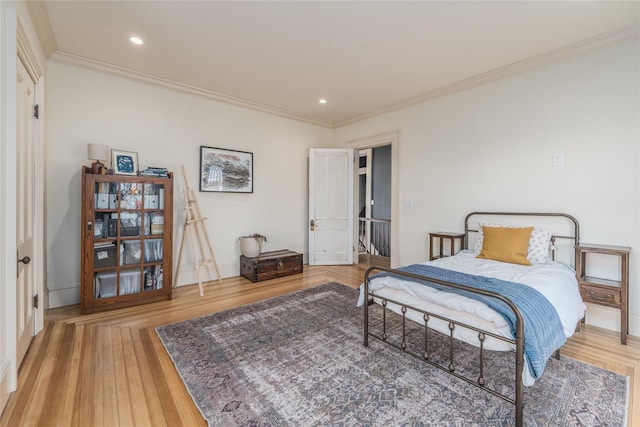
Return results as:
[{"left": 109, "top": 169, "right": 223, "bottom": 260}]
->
[{"left": 308, "top": 148, "right": 354, "bottom": 265}]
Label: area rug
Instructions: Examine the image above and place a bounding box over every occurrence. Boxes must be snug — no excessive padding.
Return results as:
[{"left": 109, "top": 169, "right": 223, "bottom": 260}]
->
[{"left": 156, "top": 282, "right": 628, "bottom": 427}]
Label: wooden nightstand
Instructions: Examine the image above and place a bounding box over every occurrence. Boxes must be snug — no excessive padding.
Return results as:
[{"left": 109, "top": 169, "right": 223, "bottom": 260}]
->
[
  {"left": 429, "top": 232, "right": 465, "bottom": 261},
  {"left": 575, "top": 243, "right": 631, "bottom": 345}
]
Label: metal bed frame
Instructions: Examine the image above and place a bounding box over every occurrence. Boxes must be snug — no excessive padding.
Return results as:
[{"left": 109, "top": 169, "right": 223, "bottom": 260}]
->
[{"left": 362, "top": 212, "right": 579, "bottom": 427}]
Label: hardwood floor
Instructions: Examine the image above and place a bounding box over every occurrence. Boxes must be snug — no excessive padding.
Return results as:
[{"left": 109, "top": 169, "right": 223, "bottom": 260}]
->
[{"left": 1, "top": 263, "right": 637, "bottom": 426}]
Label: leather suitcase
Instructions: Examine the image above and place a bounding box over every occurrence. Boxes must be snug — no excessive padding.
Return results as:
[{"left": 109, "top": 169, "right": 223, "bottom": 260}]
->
[{"left": 240, "top": 250, "right": 303, "bottom": 283}]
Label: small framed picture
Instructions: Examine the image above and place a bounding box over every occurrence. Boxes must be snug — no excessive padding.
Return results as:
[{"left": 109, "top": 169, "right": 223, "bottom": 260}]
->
[{"left": 111, "top": 149, "right": 139, "bottom": 176}]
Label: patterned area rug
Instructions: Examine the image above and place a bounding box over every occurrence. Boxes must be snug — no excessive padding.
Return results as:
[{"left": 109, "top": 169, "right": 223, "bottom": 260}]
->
[{"left": 156, "top": 282, "right": 628, "bottom": 426}]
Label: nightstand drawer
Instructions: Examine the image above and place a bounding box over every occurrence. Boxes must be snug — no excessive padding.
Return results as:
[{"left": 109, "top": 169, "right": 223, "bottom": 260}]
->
[{"left": 580, "top": 284, "right": 621, "bottom": 307}]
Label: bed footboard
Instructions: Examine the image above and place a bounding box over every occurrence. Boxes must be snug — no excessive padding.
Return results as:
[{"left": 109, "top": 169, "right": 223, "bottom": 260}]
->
[{"left": 363, "top": 266, "right": 525, "bottom": 427}]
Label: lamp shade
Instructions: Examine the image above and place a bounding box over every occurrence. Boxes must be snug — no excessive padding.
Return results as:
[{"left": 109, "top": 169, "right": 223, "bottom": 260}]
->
[{"left": 88, "top": 143, "right": 109, "bottom": 162}]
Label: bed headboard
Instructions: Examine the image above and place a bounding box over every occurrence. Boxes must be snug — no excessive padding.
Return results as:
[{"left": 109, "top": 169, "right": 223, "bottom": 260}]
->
[{"left": 463, "top": 212, "right": 580, "bottom": 266}]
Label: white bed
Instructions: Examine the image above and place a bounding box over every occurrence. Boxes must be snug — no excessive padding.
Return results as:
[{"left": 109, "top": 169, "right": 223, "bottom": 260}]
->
[
  {"left": 358, "top": 249, "right": 586, "bottom": 386},
  {"left": 360, "top": 212, "right": 586, "bottom": 425}
]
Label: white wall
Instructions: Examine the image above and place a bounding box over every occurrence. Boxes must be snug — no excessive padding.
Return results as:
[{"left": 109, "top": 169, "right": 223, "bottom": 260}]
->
[
  {"left": 334, "top": 40, "right": 640, "bottom": 336},
  {"left": 45, "top": 58, "right": 333, "bottom": 307}
]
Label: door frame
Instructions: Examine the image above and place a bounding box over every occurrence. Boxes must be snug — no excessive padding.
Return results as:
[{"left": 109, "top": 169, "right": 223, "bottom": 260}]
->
[
  {"left": 358, "top": 148, "right": 372, "bottom": 219},
  {"left": 1, "top": 7, "right": 19, "bottom": 409},
  {"left": 346, "top": 130, "right": 399, "bottom": 267},
  {"left": 1, "top": 10, "right": 45, "bottom": 408}
]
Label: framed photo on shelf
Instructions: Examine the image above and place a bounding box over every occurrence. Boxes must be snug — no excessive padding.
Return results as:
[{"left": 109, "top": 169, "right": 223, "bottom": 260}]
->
[
  {"left": 199, "top": 146, "right": 253, "bottom": 193},
  {"left": 111, "top": 149, "right": 139, "bottom": 176}
]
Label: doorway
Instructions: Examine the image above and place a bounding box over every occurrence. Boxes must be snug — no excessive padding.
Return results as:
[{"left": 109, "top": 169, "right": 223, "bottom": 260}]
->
[
  {"left": 347, "top": 130, "right": 398, "bottom": 268},
  {"left": 357, "top": 146, "right": 391, "bottom": 267}
]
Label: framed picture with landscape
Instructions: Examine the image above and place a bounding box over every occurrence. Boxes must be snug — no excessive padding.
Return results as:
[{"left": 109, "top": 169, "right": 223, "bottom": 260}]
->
[{"left": 199, "top": 146, "right": 253, "bottom": 193}]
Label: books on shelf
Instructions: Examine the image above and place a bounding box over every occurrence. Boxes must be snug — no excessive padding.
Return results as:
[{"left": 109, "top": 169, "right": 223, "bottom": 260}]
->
[
  {"left": 145, "top": 212, "right": 164, "bottom": 235},
  {"left": 140, "top": 167, "right": 169, "bottom": 177},
  {"left": 150, "top": 212, "right": 164, "bottom": 224},
  {"left": 94, "top": 241, "right": 116, "bottom": 248}
]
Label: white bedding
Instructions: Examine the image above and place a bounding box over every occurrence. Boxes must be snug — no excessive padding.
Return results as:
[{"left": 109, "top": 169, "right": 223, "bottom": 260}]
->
[{"left": 357, "top": 250, "right": 586, "bottom": 386}]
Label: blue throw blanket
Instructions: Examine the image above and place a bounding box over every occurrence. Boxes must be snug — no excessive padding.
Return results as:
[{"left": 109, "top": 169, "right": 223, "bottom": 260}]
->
[{"left": 372, "top": 264, "right": 566, "bottom": 379}]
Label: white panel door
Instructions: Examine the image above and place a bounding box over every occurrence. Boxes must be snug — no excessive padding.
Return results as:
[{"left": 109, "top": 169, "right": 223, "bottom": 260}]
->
[
  {"left": 308, "top": 148, "right": 354, "bottom": 265},
  {"left": 15, "top": 58, "right": 36, "bottom": 367}
]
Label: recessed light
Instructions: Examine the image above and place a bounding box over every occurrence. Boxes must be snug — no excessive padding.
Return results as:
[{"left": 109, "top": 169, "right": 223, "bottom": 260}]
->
[
  {"left": 319, "top": 99, "right": 327, "bottom": 104},
  {"left": 130, "top": 36, "right": 144, "bottom": 45}
]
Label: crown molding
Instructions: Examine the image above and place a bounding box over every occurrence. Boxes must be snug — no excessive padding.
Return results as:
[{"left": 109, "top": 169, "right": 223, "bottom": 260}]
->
[
  {"left": 25, "top": 1, "right": 57, "bottom": 58},
  {"left": 51, "top": 51, "right": 334, "bottom": 129},
  {"left": 334, "top": 24, "right": 640, "bottom": 128},
  {"left": 17, "top": 21, "right": 43, "bottom": 81}
]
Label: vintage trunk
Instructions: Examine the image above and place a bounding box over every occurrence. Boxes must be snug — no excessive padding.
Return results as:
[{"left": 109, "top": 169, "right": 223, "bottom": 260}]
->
[{"left": 240, "top": 250, "right": 303, "bottom": 283}]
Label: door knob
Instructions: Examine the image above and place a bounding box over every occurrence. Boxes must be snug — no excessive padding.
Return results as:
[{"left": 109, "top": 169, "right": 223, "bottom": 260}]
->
[
  {"left": 17, "top": 254, "right": 31, "bottom": 277},
  {"left": 310, "top": 219, "right": 315, "bottom": 231}
]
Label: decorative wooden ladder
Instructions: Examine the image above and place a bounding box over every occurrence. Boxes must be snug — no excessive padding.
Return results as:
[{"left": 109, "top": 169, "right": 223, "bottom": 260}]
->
[{"left": 173, "top": 165, "right": 222, "bottom": 295}]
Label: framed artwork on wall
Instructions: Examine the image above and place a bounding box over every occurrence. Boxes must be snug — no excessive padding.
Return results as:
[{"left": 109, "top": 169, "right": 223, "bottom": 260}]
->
[
  {"left": 199, "top": 146, "right": 253, "bottom": 193},
  {"left": 111, "top": 149, "right": 139, "bottom": 176}
]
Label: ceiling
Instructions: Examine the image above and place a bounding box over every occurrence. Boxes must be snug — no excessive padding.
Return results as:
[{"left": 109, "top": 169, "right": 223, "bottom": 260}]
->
[{"left": 37, "top": 1, "right": 640, "bottom": 127}]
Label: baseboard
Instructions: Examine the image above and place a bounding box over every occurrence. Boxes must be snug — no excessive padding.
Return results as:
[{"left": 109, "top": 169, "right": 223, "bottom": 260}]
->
[
  {"left": 584, "top": 303, "right": 639, "bottom": 338},
  {"left": 0, "top": 358, "right": 13, "bottom": 417},
  {"left": 630, "top": 312, "right": 640, "bottom": 337},
  {"left": 173, "top": 261, "right": 235, "bottom": 288},
  {"left": 48, "top": 285, "right": 80, "bottom": 308}
]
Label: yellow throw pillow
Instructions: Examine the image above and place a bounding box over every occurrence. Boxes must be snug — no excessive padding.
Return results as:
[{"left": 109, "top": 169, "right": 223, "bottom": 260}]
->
[{"left": 476, "top": 226, "right": 533, "bottom": 266}]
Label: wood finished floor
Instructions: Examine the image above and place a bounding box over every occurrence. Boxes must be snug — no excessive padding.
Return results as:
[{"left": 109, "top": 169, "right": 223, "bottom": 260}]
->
[{"left": 1, "top": 263, "right": 637, "bottom": 426}]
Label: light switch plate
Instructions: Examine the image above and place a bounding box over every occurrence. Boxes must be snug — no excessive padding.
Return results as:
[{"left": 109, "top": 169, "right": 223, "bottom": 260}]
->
[{"left": 552, "top": 153, "right": 564, "bottom": 167}]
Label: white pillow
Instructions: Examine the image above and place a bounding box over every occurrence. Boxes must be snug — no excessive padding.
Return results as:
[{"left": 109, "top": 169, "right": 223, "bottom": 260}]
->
[
  {"left": 474, "top": 222, "right": 553, "bottom": 264},
  {"left": 527, "top": 227, "right": 553, "bottom": 264}
]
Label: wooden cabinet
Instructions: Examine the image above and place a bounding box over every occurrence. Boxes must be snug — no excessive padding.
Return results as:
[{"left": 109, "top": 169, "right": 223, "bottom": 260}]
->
[
  {"left": 575, "top": 243, "right": 630, "bottom": 345},
  {"left": 80, "top": 167, "right": 173, "bottom": 313},
  {"left": 429, "top": 232, "right": 465, "bottom": 261}
]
